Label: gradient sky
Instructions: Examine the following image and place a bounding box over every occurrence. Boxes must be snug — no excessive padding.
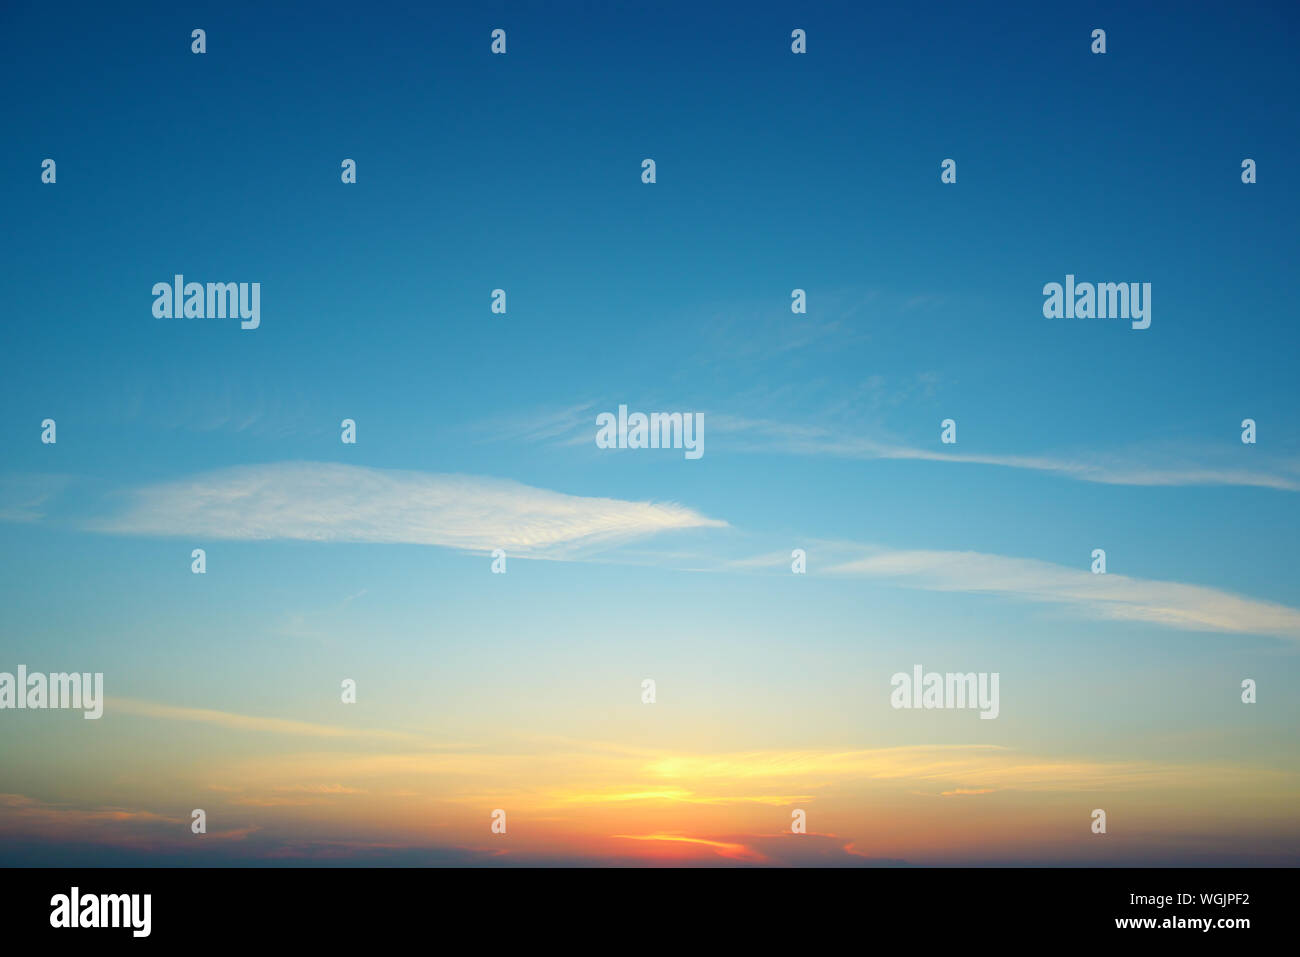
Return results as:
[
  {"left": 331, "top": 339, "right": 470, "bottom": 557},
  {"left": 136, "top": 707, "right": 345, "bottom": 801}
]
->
[{"left": 1, "top": 0, "right": 1298, "bottom": 866}]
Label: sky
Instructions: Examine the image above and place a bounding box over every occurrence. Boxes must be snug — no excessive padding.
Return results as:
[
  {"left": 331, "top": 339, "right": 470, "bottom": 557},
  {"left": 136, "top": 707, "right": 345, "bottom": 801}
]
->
[{"left": 1, "top": 0, "right": 1298, "bottom": 866}]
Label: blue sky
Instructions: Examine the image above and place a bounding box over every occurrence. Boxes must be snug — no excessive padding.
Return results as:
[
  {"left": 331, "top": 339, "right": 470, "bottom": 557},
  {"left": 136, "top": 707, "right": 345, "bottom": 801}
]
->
[{"left": 1, "top": 0, "right": 1298, "bottom": 865}]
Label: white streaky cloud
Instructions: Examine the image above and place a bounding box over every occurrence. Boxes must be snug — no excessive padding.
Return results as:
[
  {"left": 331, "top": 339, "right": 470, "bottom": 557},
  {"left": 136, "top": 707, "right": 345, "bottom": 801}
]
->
[
  {"left": 109, "top": 698, "right": 426, "bottom": 741},
  {"left": 875, "top": 448, "right": 1300, "bottom": 492},
  {"left": 500, "top": 407, "right": 1300, "bottom": 491},
  {"left": 87, "top": 462, "right": 727, "bottom": 557},
  {"left": 0, "top": 473, "right": 74, "bottom": 523},
  {"left": 707, "top": 414, "right": 1300, "bottom": 492},
  {"left": 475, "top": 402, "right": 596, "bottom": 444},
  {"left": 825, "top": 547, "right": 1300, "bottom": 640}
]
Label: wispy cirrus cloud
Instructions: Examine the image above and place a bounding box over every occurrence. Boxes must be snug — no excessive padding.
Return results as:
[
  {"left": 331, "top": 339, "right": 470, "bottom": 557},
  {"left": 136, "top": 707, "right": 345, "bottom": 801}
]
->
[
  {"left": 819, "top": 546, "right": 1300, "bottom": 640},
  {"left": 108, "top": 697, "right": 428, "bottom": 742},
  {"left": 487, "top": 402, "right": 1299, "bottom": 491},
  {"left": 0, "top": 473, "right": 74, "bottom": 522},
  {"left": 708, "top": 414, "right": 1300, "bottom": 492},
  {"left": 85, "top": 461, "right": 726, "bottom": 558},
  {"left": 717, "top": 539, "right": 1300, "bottom": 641},
  {"left": 50, "top": 459, "right": 1300, "bottom": 642}
]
